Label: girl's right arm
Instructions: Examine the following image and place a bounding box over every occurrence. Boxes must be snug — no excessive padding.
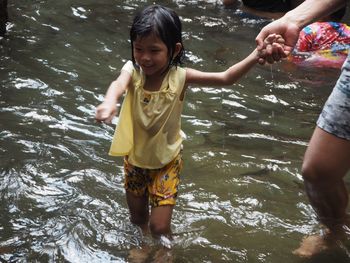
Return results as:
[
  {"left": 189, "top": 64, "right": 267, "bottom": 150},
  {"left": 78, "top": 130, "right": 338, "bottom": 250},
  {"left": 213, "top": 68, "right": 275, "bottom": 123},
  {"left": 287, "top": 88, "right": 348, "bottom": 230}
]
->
[{"left": 95, "top": 69, "right": 132, "bottom": 124}]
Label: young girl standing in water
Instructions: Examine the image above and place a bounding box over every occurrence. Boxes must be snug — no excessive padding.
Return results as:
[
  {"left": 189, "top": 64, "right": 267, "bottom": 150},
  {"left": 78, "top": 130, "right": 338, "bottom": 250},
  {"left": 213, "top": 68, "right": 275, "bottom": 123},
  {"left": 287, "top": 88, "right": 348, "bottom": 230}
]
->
[{"left": 95, "top": 4, "right": 261, "bottom": 239}]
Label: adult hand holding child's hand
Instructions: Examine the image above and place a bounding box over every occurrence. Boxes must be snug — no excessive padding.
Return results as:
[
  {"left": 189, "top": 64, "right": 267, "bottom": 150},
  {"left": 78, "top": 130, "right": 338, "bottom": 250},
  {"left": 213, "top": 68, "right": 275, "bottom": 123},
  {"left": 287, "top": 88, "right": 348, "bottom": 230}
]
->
[
  {"left": 257, "top": 34, "right": 288, "bottom": 64},
  {"left": 256, "top": 16, "right": 300, "bottom": 65}
]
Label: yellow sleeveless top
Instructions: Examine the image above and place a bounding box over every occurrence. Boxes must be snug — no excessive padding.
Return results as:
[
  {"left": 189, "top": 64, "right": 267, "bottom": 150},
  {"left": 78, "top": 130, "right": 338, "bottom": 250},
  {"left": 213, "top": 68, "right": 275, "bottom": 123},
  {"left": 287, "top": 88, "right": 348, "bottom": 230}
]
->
[{"left": 109, "top": 61, "right": 186, "bottom": 169}]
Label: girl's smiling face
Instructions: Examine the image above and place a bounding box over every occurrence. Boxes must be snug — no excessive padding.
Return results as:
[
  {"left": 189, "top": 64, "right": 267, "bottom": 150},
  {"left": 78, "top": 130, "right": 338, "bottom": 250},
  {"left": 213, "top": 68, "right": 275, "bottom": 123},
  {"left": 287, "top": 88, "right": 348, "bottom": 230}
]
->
[{"left": 133, "top": 34, "right": 170, "bottom": 77}]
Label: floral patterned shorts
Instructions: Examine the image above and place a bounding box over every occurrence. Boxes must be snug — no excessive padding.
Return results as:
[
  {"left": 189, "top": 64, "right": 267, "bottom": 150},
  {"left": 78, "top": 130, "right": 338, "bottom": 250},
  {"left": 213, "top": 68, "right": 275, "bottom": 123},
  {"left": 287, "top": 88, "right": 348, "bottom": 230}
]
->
[{"left": 123, "top": 153, "right": 183, "bottom": 207}]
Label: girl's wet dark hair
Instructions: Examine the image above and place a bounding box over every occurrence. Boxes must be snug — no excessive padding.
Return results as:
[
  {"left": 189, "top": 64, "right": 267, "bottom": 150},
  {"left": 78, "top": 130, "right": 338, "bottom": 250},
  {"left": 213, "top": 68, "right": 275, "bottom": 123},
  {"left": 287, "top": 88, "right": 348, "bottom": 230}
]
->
[{"left": 130, "top": 5, "right": 185, "bottom": 70}]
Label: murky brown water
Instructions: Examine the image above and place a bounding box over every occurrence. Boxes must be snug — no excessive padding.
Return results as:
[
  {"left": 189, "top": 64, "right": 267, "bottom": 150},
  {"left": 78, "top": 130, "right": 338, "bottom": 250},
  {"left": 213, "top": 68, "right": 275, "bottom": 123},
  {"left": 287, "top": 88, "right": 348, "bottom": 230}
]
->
[{"left": 1, "top": 0, "right": 350, "bottom": 262}]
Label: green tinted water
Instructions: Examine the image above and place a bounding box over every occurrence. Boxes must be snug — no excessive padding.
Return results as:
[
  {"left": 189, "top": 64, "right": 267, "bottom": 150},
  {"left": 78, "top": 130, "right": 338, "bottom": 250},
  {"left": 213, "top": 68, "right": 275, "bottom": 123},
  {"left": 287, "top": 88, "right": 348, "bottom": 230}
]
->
[{"left": 1, "top": 0, "right": 350, "bottom": 262}]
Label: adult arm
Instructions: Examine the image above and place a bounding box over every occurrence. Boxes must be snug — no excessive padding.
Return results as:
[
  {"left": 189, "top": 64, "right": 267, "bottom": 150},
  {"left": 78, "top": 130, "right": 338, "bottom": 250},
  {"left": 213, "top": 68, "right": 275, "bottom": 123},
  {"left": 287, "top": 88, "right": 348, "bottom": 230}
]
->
[{"left": 256, "top": 0, "right": 346, "bottom": 63}]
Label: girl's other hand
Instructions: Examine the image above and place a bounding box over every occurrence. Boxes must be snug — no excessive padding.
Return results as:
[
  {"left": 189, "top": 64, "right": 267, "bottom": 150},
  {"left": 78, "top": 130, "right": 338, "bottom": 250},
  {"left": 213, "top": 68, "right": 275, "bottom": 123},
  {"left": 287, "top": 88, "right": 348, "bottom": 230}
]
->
[{"left": 95, "top": 101, "right": 118, "bottom": 124}]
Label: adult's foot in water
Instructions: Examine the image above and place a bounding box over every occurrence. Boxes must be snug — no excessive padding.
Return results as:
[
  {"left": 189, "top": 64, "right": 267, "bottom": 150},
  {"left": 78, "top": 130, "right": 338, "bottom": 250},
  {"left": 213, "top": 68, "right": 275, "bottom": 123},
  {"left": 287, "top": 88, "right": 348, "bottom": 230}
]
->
[{"left": 293, "top": 233, "right": 338, "bottom": 258}]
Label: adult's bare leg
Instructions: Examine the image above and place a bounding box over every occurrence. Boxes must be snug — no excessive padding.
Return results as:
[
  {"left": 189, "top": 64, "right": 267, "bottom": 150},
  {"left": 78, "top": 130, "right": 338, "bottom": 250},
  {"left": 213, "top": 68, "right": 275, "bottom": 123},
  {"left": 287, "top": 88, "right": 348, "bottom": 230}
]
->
[
  {"left": 294, "top": 127, "right": 350, "bottom": 257},
  {"left": 302, "top": 127, "right": 350, "bottom": 231}
]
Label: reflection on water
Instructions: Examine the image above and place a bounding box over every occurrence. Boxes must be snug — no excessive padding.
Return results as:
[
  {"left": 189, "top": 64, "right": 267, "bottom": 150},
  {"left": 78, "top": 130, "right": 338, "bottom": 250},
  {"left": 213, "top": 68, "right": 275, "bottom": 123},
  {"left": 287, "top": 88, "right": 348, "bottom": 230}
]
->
[{"left": 1, "top": 0, "right": 350, "bottom": 262}]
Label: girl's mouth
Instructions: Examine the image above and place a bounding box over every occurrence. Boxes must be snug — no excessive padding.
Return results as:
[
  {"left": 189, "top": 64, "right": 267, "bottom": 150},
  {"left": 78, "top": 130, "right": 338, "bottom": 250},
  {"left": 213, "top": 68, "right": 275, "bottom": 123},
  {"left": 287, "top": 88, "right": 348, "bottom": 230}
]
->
[{"left": 142, "top": 64, "right": 153, "bottom": 69}]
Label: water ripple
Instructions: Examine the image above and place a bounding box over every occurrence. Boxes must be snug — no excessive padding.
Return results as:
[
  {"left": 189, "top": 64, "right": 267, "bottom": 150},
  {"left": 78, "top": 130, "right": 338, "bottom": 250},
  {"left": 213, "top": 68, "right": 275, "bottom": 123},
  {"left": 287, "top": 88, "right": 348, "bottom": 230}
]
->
[{"left": 2, "top": 0, "right": 349, "bottom": 262}]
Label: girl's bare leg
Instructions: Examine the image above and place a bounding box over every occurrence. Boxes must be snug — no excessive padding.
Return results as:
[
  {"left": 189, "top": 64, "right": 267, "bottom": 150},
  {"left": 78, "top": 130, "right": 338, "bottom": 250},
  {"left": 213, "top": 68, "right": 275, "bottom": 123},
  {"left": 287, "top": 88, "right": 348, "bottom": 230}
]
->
[
  {"left": 126, "top": 191, "right": 150, "bottom": 233},
  {"left": 149, "top": 205, "right": 174, "bottom": 262},
  {"left": 150, "top": 205, "right": 174, "bottom": 238}
]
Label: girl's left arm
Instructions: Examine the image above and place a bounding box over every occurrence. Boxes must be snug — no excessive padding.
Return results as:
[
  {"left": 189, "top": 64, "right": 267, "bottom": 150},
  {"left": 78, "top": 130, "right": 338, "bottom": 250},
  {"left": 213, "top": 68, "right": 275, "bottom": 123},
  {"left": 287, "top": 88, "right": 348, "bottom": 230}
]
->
[{"left": 185, "top": 49, "right": 259, "bottom": 87}]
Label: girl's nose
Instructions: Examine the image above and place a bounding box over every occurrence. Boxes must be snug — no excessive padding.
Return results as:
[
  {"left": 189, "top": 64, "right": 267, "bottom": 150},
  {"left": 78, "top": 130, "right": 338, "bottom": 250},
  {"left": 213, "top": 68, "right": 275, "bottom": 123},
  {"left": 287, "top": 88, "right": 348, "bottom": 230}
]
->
[{"left": 141, "top": 52, "right": 151, "bottom": 62}]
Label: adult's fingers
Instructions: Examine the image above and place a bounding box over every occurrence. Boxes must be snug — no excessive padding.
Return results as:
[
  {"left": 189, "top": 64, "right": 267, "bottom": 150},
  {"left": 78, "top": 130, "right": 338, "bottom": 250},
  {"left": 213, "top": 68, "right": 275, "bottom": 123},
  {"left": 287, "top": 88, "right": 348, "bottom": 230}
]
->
[
  {"left": 264, "top": 34, "right": 278, "bottom": 45},
  {"left": 283, "top": 45, "right": 294, "bottom": 57},
  {"left": 256, "top": 29, "right": 272, "bottom": 51},
  {"left": 257, "top": 46, "right": 275, "bottom": 64},
  {"left": 265, "top": 43, "right": 273, "bottom": 56},
  {"left": 271, "top": 43, "right": 285, "bottom": 61}
]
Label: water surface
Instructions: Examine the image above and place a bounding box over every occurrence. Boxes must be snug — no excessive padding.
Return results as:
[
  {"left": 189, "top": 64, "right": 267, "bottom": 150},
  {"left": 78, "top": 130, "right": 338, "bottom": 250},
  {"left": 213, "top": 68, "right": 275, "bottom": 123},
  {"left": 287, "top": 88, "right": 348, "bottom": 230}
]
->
[{"left": 1, "top": 1, "right": 350, "bottom": 262}]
